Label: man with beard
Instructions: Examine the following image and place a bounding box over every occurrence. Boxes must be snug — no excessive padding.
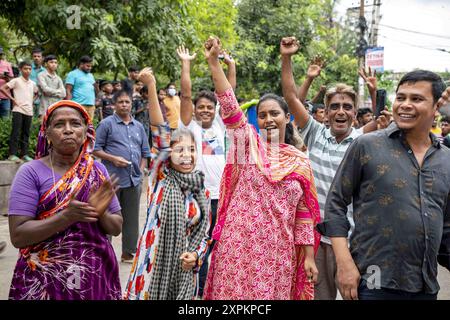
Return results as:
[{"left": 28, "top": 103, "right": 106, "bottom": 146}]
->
[
  {"left": 280, "top": 36, "right": 390, "bottom": 300},
  {"left": 318, "top": 70, "right": 450, "bottom": 300},
  {"left": 65, "top": 55, "right": 96, "bottom": 120}
]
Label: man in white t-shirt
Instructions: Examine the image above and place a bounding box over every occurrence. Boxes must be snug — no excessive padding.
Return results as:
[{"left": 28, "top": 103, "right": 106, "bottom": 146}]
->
[{"left": 176, "top": 45, "right": 236, "bottom": 296}]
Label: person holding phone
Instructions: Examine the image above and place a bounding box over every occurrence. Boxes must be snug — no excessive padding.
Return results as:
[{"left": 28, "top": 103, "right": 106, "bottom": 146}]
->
[
  {"left": 280, "top": 36, "right": 391, "bottom": 300},
  {"left": 318, "top": 70, "right": 450, "bottom": 300}
]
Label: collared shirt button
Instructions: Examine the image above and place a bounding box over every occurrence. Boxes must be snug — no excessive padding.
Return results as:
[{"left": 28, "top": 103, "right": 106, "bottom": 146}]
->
[
  {"left": 408, "top": 150, "right": 412, "bottom": 154},
  {"left": 425, "top": 235, "right": 429, "bottom": 240}
]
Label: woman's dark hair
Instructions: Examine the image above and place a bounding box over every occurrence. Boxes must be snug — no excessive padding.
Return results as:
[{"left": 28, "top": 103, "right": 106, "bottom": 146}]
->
[
  {"left": 397, "top": 70, "right": 446, "bottom": 104},
  {"left": 256, "top": 93, "right": 303, "bottom": 149},
  {"left": 193, "top": 90, "right": 217, "bottom": 107},
  {"left": 113, "top": 89, "right": 132, "bottom": 104}
]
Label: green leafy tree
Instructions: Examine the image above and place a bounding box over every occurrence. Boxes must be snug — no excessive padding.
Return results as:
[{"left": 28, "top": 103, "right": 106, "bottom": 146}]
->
[
  {"left": 233, "top": 0, "right": 360, "bottom": 101},
  {"left": 0, "top": 0, "right": 197, "bottom": 81}
]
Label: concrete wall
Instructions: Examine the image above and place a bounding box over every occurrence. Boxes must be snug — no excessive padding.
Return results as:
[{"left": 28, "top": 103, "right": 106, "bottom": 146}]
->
[{"left": 0, "top": 161, "right": 21, "bottom": 216}]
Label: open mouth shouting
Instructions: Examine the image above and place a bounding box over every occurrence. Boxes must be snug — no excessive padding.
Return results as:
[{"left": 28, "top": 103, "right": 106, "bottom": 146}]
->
[{"left": 179, "top": 159, "right": 194, "bottom": 170}]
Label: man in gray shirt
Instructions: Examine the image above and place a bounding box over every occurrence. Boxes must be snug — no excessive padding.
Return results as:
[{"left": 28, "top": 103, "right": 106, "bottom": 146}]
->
[
  {"left": 94, "top": 89, "right": 151, "bottom": 263},
  {"left": 318, "top": 70, "right": 450, "bottom": 300},
  {"left": 37, "top": 55, "right": 65, "bottom": 118}
]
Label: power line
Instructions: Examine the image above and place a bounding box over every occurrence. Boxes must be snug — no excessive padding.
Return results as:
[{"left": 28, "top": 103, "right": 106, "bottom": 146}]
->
[
  {"left": 378, "top": 23, "right": 450, "bottom": 40},
  {"left": 379, "top": 35, "right": 450, "bottom": 58}
]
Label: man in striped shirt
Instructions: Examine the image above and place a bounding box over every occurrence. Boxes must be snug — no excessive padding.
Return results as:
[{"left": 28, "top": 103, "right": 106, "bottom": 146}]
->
[{"left": 280, "top": 36, "right": 390, "bottom": 300}]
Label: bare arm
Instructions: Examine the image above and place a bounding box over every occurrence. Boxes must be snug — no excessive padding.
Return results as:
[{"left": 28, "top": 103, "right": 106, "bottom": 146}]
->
[
  {"left": 0, "top": 83, "right": 16, "bottom": 104},
  {"left": 298, "top": 57, "right": 324, "bottom": 103},
  {"left": 311, "top": 85, "right": 327, "bottom": 104},
  {"left": 205, "top": 37, "right": 232, "bottom": 95},
  {"left": 359, "top": 67, "right": 377, "bottom": 113},
  {"left": 9, "top": 200, "right": 99, "bottom": 248},
  {"left": 177, "top": 46, "right": 196, "bottom": 126},
  {"left": 65, "top": 84, "right": 73, "bottom": 100},
  {"left": 280, "top": 37, "right": 310, "bottom": 129},
  {"left": 223, "top": 51, "right": 237, "bottom": 91},
  {"left": 331, "top": 237, "right": 360, "bottom": 300},
  {"left": 98, "top": 212, "right": 122, "bottom": 236},
  {"left": 138, "top": 67, "right": 164, "bottom": 126}
]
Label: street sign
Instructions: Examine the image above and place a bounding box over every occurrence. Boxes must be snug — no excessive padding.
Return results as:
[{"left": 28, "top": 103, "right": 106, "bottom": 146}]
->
[{"left": 365, "top": 47, "right": 384, "bottom": 73}]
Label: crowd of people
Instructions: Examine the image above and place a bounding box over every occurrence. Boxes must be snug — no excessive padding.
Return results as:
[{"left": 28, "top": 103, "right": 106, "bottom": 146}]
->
[{"left": 1, "top": 35, "right": 450, "bottom": 300}]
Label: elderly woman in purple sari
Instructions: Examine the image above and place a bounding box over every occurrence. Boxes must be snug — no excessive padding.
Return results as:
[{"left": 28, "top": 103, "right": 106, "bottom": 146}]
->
[{"left": 8, "top": 100, "right": 123, "bottom": 300}]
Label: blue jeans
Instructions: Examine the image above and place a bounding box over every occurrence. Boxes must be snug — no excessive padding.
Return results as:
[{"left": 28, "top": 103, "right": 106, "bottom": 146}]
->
[
  {"left": 0, "top": 99, "right": 11, "bottom": 118},
  {"left": 358, "top": 279, "right": 437, "bottom": 300}
]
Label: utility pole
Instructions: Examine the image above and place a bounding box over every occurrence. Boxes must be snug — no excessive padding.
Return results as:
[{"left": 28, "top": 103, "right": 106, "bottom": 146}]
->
[
  {"left": 369, "top": 0, "right": 382, "bottom": 47},
  {"left": 356, "top": 0, "right": 368, "bottom": 108}
]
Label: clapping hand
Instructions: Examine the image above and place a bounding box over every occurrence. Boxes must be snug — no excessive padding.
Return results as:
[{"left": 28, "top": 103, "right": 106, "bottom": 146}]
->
[{"left": 88, "top": 175, "right": 119, "bottom": 217}]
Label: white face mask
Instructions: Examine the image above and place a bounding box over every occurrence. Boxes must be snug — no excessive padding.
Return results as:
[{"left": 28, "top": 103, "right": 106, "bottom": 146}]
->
[{"left": 167, "top": 88, "right": 177, "bottom": 97}]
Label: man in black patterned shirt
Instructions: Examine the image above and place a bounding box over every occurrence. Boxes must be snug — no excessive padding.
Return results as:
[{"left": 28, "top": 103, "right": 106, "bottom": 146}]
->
[{"left": 318, "top": 70, "right": 450, "bottom": 300}]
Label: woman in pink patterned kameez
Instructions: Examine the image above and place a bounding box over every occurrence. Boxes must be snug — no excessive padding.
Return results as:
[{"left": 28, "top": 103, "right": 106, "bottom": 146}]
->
[{"left": 203, "top": 37, "right": 321, "bottom": 300}]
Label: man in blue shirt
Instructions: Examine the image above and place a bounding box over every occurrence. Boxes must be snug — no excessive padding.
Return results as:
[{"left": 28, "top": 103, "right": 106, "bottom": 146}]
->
[
  {"left": 30, "top": 47, "right": 45, "bottom": 119},
  {"left": 93, "top": 89, "right": 151, "bottom": 263},
  {"left": 65, "top": 55, "right": 96, "bottom": 120}
]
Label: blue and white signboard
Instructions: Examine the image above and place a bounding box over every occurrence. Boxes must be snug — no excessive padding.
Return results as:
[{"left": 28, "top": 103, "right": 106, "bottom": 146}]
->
[{"left": 365, "top": 47, "right": 384, "bottom": 73}]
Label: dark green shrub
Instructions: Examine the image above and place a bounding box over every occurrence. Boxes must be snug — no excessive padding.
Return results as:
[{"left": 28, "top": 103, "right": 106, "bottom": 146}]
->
[{"left": 0, "top": 117, "right": 41, "bottom": 159}]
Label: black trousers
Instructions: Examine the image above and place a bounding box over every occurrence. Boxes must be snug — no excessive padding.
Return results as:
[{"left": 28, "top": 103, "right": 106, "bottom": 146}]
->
[
  {"left": 9, "top": 111, "right": 32, "bottom": 157},
  {"left": 198, "top": 199, "right": 218, "bottom": 297}
]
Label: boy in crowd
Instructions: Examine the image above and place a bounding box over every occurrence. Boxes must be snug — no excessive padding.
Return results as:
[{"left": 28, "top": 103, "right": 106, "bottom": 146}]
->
[
  {"left": 37, "top": 55, "right": 66, "bottom": 118},
  {"left": 0, "top": 61, "right": 38, "bottom": 162},
  {"left": 97, "top": 80, "right": 115, "bottom": 121}
]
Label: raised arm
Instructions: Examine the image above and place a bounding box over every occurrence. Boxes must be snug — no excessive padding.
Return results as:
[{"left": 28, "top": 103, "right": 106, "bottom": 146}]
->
[
  {"left": 359, "top": 67, "right": 377, "bottom": 111},
  {"left": 222, "top": 50, "right": 237, "bottom": 91},
  {"left": 298, "top": 56, "right": 324, "bottom": 103},
  {"left": 311, "top": 85, "right": 327, "bottom": 104},
  {"left": 205, "top": 37, "right": 231, "bottom": 95},
  {"left": 280, "top": 36, "right": 310, "bottom": 129},
  {"left": 177, "top": 46, "right": 197, "bottom": 126},
  {"left": 138, "top": 67, "right": 164, "bottom": 126}
]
